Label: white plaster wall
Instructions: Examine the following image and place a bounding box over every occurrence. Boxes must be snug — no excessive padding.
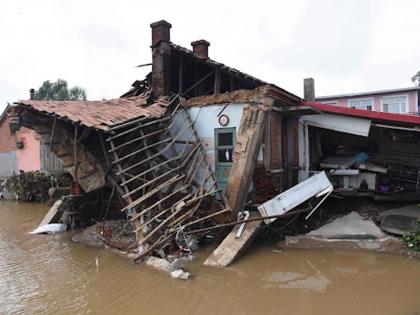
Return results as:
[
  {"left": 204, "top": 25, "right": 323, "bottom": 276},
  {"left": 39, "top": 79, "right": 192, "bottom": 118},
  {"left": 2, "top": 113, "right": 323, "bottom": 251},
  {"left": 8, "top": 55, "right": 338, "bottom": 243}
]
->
[{"left": 187, "top": 104, "right": 247, "bottom": 170}]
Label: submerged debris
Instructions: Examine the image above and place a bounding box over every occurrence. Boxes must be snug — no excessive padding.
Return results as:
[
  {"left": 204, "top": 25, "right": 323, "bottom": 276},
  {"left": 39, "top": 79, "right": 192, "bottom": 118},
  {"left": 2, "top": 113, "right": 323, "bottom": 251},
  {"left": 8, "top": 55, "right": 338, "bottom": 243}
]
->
[{"left": 72, "top": 220, "right": 137, "bottom": 251}]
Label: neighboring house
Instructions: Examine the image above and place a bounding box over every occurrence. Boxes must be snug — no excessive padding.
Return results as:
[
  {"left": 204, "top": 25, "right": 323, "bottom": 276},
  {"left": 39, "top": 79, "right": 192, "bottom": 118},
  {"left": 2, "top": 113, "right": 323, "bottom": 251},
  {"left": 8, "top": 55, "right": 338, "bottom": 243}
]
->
[
  {"left": 0, "top": 105, "right": 63, "bottom": 178},
  {"left": 312, "top": 84, "right": 420, "bottom": 115}
]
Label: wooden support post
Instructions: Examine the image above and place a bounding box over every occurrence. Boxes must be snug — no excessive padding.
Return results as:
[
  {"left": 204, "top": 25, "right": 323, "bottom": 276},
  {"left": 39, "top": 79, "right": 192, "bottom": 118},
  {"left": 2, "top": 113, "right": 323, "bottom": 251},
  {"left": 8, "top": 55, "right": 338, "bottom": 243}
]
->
[
  {"left": 225, "top": 105, "right": 268, "bottom": 217},
  {"left": 49, "top": 118, "right": 57, "bottom": 152},
  {"left": 74, "top": 124, "right": 78, "bottom": 179},
  {"left": 179, "top": 54, "right": 184, "bottom": 96},
  {"left": 214, "top": 67, "right": 221, "bottom": 95},
  {"left": 98, "top": 132, "right": 111, "bottom": 171},
  {"left": 108, "top": 138, "right": 144, "bottom": 239}
]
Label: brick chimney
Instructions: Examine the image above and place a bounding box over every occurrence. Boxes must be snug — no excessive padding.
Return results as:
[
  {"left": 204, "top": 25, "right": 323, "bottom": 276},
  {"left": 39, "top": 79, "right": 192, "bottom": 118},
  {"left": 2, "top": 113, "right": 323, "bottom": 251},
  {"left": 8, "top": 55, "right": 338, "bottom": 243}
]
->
[
  {"left": 303, "top": 78, "right": 315, "bottom": 102},
  {"left": 151, "top": 20, "right": 171, "bottom": 46},
  {"left": 150, "top": 20, "right": 172, "bottom": 97},
  {"left": 191, "top": 40, "right": 210, "bottom": 59},
  {"left": 29, "top": 88, "right": 35, "bottom": 100}
]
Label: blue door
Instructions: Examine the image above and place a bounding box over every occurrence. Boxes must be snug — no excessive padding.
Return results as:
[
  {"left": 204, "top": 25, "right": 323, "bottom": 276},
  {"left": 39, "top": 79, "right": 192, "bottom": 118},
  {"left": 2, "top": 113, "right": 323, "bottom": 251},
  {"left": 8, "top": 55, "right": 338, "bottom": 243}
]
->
[{"left": 215, "top": 128, "right": 236, "bottom": 192}]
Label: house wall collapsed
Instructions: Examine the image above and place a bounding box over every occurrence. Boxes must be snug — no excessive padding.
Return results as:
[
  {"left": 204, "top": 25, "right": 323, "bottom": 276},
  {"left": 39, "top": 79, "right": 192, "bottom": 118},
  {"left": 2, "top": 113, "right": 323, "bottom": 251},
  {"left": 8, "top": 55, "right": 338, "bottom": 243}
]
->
[{"left": 5, "top": 20, "right": 420, "bottom": 275}]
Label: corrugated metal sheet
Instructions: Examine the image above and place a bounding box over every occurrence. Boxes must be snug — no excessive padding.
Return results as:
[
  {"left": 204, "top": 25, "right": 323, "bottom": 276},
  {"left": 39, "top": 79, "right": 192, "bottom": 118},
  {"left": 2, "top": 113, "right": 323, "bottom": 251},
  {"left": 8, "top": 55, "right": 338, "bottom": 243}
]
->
[
  {"left": 301, "top": 113, "right": 372, "bottom": 137},
  {"left": 303, "top": 102, "right": 420, "bottom": 126},
  {"left": 258, "top": 171, "right": 333, "bottom": 224},
  {"left": 0, "top": 151, "right": 18, "bottom": 178},
  {"left": 15, "top": 95, "right": 169, "bottom": 131}
]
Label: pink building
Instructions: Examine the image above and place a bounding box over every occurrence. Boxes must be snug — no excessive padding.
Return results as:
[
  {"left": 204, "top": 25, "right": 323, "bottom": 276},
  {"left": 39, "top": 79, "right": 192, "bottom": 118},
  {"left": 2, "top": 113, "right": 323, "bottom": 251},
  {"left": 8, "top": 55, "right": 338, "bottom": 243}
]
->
[
  {"left": 0, "top": 105, "right": 63, "bottom": 178},
  {"left": 315, "top": 87, "right": 420, "bottom": 115}
]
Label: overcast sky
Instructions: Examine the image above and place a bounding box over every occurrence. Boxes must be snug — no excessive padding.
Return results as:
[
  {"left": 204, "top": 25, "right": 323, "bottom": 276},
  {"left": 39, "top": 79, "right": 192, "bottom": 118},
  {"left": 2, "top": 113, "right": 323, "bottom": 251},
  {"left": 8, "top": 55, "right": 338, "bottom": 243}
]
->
[{"left": 1, "top": 0, "right": 420, "bottom": 112}]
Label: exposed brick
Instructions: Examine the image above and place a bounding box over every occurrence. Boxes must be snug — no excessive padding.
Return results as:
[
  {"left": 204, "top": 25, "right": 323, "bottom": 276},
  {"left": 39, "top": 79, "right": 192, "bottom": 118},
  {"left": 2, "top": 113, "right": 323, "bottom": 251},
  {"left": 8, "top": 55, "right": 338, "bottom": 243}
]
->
[
  {"left": 253, "top": 164, "right": 281, "bottom": 204},
  {"left": 191, "top": 40, "right": 210, "bottom": 59}
]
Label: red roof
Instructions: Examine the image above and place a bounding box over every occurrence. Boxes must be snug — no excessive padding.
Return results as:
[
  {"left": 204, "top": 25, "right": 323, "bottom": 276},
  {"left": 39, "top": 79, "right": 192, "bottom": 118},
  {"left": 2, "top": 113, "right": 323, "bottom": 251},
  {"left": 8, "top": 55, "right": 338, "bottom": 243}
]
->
[
  {"left": 303, "top": 101, "right": 420, "bottom": 126},
  {"left": 15, "top": 95, "right": 168, "bottom": 131}
]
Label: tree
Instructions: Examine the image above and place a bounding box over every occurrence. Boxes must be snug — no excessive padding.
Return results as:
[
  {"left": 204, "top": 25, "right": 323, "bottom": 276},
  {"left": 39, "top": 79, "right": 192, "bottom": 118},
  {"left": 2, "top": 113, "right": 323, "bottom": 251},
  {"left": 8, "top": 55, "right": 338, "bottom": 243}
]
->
[
  {"left": 34, "top": 79, "right": 87, "bottom": 101},
  {"left": 411, "top": 71, "right": 420, "bottom": 87}
]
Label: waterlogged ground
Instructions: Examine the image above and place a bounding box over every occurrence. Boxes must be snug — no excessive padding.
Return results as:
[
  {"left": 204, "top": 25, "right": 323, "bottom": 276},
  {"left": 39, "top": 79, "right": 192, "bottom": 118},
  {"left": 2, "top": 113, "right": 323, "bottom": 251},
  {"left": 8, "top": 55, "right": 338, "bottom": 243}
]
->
[{"left": 1, "top": 201, "right": 420, "bottom": 315}]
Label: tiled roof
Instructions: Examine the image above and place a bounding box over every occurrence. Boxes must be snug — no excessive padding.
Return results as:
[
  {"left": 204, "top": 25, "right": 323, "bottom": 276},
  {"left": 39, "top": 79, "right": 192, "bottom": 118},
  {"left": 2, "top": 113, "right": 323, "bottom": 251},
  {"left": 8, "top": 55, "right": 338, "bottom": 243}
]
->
[{"left": 15, "top": 95, "right": 168, "bottom": 131}]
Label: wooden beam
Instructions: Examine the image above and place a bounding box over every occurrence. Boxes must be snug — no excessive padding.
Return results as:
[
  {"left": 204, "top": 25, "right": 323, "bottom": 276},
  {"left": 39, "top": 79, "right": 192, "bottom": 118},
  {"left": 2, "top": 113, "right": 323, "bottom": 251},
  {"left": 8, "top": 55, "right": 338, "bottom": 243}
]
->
[
  {"left": 49, "top": 118, "right": 57, "bottom": 152},
  {"left": 225, "top": 105, "right": 268, "bottom": 217},
  {"left": 74, "top": 124, "right": 78, "bottom": 179},
  {"left": 178, "top": 54, "right": 184, "bottom": 96},
  {"left": 214, "top": 67, "right": 221, "bottom": 95}
]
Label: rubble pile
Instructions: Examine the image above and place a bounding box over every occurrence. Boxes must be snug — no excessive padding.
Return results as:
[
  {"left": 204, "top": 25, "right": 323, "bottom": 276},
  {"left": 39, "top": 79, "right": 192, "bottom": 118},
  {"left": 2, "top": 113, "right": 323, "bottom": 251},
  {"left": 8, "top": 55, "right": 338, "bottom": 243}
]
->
[{"left": 72, "top": 220, "right": 137, "bottom": 251}]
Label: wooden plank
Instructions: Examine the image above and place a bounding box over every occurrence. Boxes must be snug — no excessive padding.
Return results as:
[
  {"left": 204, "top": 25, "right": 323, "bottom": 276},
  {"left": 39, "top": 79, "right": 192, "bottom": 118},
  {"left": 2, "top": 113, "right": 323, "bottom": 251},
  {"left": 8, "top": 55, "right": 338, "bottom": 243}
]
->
[
  {"left": 38, "top": 199, "right": 64, "bottom": 227},
  {"left": 203, "top": 213, "right": 262, "bottom": 267},
  {"left": 225, "top": 105, "right": 268, "bottom": 216},
  {"left": 108, "top": 129, "right": 168, "bottom": 153},
  {"left": 214, "top": 67, "right": 221, "bottom": 94}
]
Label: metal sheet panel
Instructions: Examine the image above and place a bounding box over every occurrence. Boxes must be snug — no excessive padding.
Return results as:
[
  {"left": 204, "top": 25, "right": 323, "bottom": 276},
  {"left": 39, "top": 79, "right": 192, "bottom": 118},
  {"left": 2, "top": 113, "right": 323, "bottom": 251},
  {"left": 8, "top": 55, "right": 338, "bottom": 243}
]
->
[
  {"left": 301, "top": 113, "right": 371, "bottom": 137},
  {"left": 258, "top": 171, "right": 333, "bottom": 224},
  {"left": 0, "top": 151, "right": 18, "bottom": 178}
]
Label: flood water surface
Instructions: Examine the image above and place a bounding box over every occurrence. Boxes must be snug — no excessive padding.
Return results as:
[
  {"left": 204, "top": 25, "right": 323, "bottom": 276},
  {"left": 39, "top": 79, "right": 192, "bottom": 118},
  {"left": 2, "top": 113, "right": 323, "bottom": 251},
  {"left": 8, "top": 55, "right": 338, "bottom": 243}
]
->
[{"left": 1, "top": 201, "right": 420, "bottom": 315}]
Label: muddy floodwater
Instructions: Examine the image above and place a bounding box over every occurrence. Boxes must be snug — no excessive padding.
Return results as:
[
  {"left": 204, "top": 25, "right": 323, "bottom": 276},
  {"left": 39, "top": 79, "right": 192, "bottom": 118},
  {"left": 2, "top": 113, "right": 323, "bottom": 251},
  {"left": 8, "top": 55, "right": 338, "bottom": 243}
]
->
[{"left": 1, "top": 201, "right": 420, "bottom": 315}]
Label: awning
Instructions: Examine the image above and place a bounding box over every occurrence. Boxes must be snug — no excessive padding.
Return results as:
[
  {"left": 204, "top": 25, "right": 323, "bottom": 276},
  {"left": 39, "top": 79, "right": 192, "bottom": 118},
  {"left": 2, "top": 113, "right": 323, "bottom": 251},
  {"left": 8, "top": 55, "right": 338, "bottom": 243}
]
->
[{"left": 300, "top": 113, "right": 371, "bottom": 137}]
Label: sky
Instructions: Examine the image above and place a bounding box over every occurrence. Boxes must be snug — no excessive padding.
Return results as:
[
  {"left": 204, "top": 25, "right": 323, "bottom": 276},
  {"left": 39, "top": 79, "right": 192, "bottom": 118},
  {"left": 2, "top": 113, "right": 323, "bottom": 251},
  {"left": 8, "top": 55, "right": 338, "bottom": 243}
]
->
[{"left": 1, "top": 0, "right": 420, "bottom": 112}]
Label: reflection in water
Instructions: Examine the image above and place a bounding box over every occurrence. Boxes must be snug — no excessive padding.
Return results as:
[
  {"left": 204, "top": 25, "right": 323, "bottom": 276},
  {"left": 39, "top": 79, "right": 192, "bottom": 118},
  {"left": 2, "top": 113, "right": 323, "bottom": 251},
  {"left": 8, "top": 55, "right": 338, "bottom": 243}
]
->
[{"left": 1, "top": 201, "right": 420, "bottom": 315}]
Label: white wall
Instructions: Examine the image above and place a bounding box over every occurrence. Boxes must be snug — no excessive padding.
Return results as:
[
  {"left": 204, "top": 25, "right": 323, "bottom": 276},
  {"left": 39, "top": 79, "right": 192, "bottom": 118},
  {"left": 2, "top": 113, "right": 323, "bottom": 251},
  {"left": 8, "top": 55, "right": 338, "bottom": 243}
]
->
[{"left": 187, "top": 104, "right": 247, "bottom": 170}]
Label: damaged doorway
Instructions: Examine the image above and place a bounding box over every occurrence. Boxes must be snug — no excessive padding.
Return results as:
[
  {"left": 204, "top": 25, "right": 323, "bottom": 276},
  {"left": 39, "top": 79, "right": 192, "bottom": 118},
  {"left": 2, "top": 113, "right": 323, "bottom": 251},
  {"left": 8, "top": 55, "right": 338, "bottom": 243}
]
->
[{"left": 215, "top": 127, "right": 236, "bottom": 192}]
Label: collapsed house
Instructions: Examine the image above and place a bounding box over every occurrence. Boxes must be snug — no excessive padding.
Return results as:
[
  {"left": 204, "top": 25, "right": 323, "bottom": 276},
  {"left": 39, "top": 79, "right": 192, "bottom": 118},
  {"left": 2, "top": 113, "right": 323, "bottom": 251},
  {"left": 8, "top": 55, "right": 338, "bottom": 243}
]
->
[
  {"left": 10, "top": 20, "right": 316, "bottom": 264},
  {"left": 7, "top": 20, "right": 420, "bottom": 268}
]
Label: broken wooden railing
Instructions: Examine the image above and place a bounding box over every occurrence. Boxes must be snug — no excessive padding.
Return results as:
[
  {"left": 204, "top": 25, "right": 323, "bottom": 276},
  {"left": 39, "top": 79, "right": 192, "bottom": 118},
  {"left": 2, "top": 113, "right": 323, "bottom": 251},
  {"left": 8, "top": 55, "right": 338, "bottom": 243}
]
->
[{"left": 106, "top": 95, "right": 230, "bottom": 260}]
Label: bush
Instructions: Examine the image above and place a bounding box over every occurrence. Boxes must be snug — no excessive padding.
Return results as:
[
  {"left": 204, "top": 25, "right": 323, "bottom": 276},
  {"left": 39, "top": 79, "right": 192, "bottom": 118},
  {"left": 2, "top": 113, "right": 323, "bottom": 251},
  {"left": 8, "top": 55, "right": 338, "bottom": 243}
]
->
[{"left": 402, "top": 222, "right": 420, "bottom": 252}]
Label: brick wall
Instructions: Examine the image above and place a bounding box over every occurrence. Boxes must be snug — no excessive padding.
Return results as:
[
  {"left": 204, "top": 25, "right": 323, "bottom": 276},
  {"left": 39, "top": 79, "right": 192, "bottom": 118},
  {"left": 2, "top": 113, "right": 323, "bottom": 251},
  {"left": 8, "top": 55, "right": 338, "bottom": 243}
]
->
[
  {"left": 270, "top": 111, "right": 282, "bottom": 169},
  {"left": 253, "top": 164, "right": 281, "bottom": 204},
  {"left": 0, "top": 118, "right": 17, "bottom": 153}
]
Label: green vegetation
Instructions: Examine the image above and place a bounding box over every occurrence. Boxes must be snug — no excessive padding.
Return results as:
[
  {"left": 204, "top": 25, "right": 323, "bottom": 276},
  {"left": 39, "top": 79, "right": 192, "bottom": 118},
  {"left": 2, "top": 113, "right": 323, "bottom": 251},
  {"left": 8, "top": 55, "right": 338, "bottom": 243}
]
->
[
  {"left": 402, "top": 223, "right": 420, "bottom": 252},
  {"left": 35, "top": 79, "right": 87, "bottom": 101},
  {"left": 4, "top": 171, "right": 72, "bottom": 201}
]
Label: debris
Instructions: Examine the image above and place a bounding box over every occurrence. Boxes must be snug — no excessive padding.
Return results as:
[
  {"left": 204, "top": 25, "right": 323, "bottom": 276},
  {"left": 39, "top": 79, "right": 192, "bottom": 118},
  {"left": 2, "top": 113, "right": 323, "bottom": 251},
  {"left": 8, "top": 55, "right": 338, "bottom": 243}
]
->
[
  {"left": 257, "top": 171, "right": 333, "bottom": 224},
  {"left": 170, "top": 269, "right": 191, "bottom": 280},
  {"left": 281, "top": 212, "right": 405, "bottom": 253},
  {"left": 145, "top": 256, "right": 192, "bottom": 280},
  {"left": 72, "top": 220, "right": 137, "bottom": 251},
  {"left": 306, "top": 212, "right": 387, "bottom": 239},
  {"left": 236, "top": 211, "right": 250, "bottom": 238},
  {"left": 204, "top": 212, "right": 262, "bottom": 267},
  {"left": 356, "top": 162, "right": 388, "bottom": 174},
  {"left": 320, "top": 156, "right": 354, "bottom": 169},
  {"left": 38, "top": 199, "right": 64, "bottom": 227},
  {"left": 30, "top": 223, "right": 67, "bottom": 234}
]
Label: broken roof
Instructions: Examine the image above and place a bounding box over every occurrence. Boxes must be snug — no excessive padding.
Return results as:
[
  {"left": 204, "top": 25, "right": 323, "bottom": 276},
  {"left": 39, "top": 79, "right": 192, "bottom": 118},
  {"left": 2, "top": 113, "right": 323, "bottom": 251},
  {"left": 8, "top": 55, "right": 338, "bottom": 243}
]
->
[
  {"left": 184, "top": 85, "right": 302, "bottom": 108},
  {"left": 15, "top": 95, "right": 168, "bottom": 131},
  {"left": 170, "top": 43, "right": 267, "bottom": 87},
  {"left": 303, "top": 101, "right": 420, "bottom": 127}
]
